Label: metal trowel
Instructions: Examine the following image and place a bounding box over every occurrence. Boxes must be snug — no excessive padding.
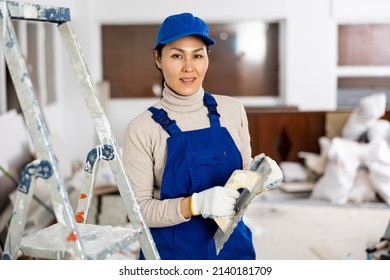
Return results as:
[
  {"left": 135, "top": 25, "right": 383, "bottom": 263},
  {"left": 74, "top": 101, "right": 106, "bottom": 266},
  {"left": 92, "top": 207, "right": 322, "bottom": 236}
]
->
[{"left": 213, "top": 154, "right": 283, "bottom": 255}]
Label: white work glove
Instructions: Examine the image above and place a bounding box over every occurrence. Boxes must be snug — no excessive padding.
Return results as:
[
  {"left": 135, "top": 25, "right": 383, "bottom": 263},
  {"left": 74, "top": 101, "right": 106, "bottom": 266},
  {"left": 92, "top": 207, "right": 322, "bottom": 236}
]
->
[
  {"left": 263, "top": 156, "right": 283, "bottom": 189},
  {"left": 250, "top": 153, "right": 284, "bottom": 192},
  {"left": 190, "top": 186, "right": 240, "bottom": 219}
]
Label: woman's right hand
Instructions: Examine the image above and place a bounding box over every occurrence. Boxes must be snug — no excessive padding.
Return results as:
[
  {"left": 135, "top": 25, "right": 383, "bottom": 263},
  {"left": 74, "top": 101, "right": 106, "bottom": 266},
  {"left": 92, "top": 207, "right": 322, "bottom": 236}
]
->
[{"left": 190, "top": 186, "right": 239, "bottom": 219}]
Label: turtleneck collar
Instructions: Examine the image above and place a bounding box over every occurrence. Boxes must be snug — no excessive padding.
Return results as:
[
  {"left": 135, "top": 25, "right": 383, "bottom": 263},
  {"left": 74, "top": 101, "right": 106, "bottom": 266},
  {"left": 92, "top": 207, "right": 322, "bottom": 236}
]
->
[{"left": 160, "top": 84, "right": 205, "bottom": 113}]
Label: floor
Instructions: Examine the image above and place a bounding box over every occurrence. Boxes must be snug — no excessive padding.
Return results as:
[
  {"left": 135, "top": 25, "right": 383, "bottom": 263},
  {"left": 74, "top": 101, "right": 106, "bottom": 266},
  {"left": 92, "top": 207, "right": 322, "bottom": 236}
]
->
[
  {"left": 7, "top": 186, "right": 388, "bottom": 260},
  {"left": 100, "top": 187, "right": 390, "bottom": 260},
  {"left": 243, "top": 190, "right": 390, "bottom": 260}
]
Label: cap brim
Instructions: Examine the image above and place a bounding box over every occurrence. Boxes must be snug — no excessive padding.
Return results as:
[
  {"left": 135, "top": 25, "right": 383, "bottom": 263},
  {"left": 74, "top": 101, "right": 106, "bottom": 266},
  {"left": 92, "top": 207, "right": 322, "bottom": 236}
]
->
[{"left": 156, "top": 32, "right": 216, "bottom": 48}]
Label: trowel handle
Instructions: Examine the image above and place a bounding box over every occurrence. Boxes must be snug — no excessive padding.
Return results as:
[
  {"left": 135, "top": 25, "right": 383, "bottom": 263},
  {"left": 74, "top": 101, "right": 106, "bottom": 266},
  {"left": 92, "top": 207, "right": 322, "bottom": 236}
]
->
[{"left": 250, "top": 153, "right": 266, "bottom": 171}]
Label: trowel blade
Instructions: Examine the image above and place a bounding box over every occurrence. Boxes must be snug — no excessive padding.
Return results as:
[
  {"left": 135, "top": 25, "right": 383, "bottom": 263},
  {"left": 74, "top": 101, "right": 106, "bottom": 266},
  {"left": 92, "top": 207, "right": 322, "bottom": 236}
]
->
[{"left": 214, "top": 160, "right": 272, "bottom": 255}]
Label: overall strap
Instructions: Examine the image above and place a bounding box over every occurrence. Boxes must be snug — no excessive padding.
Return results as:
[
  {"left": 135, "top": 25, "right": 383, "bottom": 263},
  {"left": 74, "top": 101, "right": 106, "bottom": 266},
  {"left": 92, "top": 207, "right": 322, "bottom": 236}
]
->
[
  {"left": 203, "top": 92, "right": 221, "bottom": 127},
  {"left": 148, "top": 107, "right": 181, "bottom": 136}
]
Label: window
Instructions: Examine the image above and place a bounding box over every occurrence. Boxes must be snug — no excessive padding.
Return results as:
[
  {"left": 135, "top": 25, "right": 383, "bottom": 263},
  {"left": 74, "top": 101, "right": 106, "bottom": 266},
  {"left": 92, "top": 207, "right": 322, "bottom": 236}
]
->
[
  {"left": 102, "top": 21, "right": 280, "bottom": 98},
  {"left": 337, "top": 24, "right": 390, "bottom": 108},
  {"left": 1, "top": 21, "right": 57, "bottom": 114}
]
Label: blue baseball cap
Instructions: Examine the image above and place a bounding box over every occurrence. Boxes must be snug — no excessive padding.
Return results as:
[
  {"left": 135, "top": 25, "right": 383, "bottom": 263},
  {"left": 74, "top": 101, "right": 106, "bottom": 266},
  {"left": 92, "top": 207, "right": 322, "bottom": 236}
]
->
[{"left": 155, "top": 13, "right": 216, "bottom": 48}]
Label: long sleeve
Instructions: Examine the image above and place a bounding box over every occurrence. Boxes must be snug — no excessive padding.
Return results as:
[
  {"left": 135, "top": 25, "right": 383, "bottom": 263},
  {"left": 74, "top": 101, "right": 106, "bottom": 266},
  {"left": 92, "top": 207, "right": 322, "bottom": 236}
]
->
[{"left": 123, "top": 112, "right": 188, "bottom": 228}]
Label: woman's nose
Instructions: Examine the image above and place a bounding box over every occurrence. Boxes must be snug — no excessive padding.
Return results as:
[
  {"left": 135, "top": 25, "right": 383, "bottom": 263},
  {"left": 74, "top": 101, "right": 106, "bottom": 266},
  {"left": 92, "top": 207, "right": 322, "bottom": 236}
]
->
[{"left": 182, "top": 58, "right": 193, "bottom": 72}]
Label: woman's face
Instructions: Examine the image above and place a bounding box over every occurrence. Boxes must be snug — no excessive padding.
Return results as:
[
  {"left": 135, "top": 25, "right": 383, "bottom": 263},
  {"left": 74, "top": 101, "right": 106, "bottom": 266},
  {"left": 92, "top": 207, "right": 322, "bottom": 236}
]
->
[{"left": 154, "top": 36, "right": 209, "bottom": 96}]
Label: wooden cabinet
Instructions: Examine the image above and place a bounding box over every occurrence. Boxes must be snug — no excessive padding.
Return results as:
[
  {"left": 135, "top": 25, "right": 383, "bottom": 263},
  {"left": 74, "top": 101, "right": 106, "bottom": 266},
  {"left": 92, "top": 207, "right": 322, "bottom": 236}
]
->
[
  {"left": 246, "top": 108, "right": 390, "bottom": 163},
  {"left": 246, "top": 109, "right": 325, "bottom": 162}
]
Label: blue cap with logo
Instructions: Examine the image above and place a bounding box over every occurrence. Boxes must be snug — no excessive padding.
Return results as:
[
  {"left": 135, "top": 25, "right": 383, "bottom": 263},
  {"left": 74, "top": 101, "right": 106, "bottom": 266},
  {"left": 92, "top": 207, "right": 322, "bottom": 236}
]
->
[{"left": 155, "top": 13, "right": 216, "bottom": 48}]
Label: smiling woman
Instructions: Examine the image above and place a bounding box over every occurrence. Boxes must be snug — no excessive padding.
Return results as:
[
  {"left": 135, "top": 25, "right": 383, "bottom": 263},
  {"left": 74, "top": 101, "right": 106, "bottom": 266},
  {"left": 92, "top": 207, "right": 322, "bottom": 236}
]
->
[{"left": 121, "top": 13, "right": 281, "bottom": 260}]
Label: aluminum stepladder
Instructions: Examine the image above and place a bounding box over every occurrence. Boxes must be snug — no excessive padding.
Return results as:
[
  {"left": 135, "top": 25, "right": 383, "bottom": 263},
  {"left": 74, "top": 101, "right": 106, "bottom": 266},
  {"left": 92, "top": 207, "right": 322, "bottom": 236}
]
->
[{"left": 0, "top": 1, "right": 159, "bottom": 260}]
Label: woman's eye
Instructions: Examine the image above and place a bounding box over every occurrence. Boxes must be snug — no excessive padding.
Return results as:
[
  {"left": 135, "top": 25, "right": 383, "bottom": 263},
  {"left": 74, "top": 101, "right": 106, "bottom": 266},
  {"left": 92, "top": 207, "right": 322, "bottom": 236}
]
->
[
  {"left": 194, "top": 54, "right": 203, "bottom": 59},
  {"left": 172, "top": 54, "right": 183, "bottom": 59}
]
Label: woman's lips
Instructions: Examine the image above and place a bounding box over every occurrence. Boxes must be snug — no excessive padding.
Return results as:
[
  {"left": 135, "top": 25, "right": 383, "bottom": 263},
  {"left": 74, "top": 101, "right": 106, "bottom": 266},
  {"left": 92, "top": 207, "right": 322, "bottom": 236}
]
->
[{"left": 180, "top": 78, "right": 196, "bottom": 84}]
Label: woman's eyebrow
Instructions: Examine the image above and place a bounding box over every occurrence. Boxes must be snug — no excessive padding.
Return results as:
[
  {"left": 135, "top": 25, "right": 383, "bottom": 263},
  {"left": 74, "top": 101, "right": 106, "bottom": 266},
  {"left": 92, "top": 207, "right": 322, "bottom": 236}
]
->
[{"left": 168, "top": 47, "right": 205, "bottom": 53}]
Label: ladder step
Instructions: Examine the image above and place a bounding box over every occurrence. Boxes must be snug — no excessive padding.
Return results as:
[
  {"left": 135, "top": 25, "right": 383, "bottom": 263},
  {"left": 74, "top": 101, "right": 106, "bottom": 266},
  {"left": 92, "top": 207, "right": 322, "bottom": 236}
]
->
[
  {"left": 20, "top": 223, "right": 140, "bottom": 259},
  {"left": 5, "top": 1, "right": 71, "bottom": 23}
]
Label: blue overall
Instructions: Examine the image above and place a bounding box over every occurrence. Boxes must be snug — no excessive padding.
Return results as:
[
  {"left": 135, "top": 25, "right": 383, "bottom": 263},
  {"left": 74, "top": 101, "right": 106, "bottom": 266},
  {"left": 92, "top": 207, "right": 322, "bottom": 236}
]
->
[{"left": 143, "top": 93, "right": 255, "bottom": 260}]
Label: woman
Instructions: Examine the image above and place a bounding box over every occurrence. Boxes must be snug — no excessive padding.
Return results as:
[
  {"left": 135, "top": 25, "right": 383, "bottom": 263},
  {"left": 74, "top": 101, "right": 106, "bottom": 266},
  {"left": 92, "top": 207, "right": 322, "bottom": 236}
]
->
[{"left": 123, "top": 13, "right": 255, "bottom": 260}]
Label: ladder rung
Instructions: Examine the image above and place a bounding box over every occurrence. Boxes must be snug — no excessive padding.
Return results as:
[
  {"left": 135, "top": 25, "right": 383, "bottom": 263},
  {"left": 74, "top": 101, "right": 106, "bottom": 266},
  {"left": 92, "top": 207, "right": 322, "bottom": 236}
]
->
[
  {"left": 2, "top": 1, "right": 70, "bottom": 23},
  {"left": 20, "top": 223, "right": 140, "bottom": 260}
]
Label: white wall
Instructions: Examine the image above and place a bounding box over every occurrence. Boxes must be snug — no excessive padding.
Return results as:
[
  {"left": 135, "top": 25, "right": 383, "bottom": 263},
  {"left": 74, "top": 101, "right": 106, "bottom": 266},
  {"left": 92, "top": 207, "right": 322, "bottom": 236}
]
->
[
  {"left": 5, "top": 0, "right": 390, "bottom": 161},
  {"left": 90, "top": 0, "right": 338, "bottom": 148},
  {"left": 284, "top": 0, "right": 337, "bottom": 110}
]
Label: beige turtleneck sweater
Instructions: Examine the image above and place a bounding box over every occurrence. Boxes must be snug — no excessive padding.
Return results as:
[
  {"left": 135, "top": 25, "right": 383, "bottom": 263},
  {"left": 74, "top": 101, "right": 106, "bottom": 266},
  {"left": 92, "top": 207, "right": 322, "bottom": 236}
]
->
[{"left": 123, "top": 86, "right": 252, "bottom": 228}]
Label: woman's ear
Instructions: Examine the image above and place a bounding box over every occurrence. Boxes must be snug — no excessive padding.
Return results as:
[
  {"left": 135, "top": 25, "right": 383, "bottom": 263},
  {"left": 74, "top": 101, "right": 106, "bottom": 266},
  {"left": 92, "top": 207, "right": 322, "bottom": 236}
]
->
[{"left": 154, "top": 50, "right": 162, "bottom": 69}]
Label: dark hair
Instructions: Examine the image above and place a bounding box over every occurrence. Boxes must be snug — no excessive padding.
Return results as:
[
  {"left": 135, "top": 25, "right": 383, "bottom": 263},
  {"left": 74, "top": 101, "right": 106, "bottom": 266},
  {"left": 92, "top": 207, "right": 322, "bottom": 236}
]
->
[{"left": 154, "top": 44, "right": 165, "bottom": 91}]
